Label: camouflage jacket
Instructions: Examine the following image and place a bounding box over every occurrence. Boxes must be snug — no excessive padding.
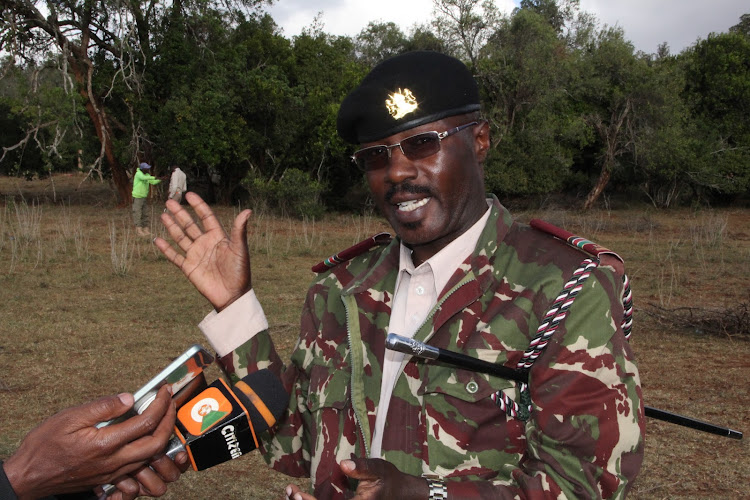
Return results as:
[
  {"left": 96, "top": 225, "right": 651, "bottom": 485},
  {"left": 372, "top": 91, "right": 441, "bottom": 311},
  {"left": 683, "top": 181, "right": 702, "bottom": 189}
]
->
[{"left": 219, "top": 196, "right": 645, "bottom": 499}]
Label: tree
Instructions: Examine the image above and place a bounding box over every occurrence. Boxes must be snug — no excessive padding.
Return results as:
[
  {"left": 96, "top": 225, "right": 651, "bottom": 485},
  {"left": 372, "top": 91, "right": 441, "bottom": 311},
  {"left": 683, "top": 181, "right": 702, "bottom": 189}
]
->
[
  {"left": 1, "top": 0, "right": 268, "bottom": 205},
  {"left": 404, "top": 26, "right": 446, "bottom": 53},
  {"left": 0, "top": 58, "right": 81, "bottom": 179},
  {"left": 681, "top": 32, "right": 750, "bottom": 201},
  {"left": 573, "top": 28, "right": 645, "bottom": 209},
  {"left": 477, "top": 8, "right": 582, "bottom": 197},
  {"left": 729, "top": 13, "right": 750, "bottom": 38},
  {"left": 147, "top": 11, "right": 296, "bottom": 202},
  {"left": 518, "top": 0, "right": 580, "bottom": 34},
  {"left": 355, "top": 22, "right": 408, "bottom": 66},
  {"left": 284, "top": 29, "right": 366, "bottom": 210},
  {"left": 432, "top": 0, "right": 502, "bottom": 65},
  {"left": 628, "top": 55, "right": 695, "bottom": 208}
]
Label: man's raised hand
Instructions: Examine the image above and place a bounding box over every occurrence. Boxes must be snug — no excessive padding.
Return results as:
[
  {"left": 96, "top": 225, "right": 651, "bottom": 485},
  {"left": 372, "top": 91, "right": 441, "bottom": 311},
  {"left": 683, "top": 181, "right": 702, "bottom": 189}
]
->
[{"left": 155, "top": 192, "right": 253, "bottom": 311}]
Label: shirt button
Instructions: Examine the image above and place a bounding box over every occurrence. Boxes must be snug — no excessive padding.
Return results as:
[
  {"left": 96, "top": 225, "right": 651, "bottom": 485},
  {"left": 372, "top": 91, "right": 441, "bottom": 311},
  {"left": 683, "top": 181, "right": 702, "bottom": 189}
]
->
[
  {"left": 415, "top": 285, "right": 425, "bottom": 295},
  {"left": 466, "top": 381, "right": 479, "bottom": 394}
]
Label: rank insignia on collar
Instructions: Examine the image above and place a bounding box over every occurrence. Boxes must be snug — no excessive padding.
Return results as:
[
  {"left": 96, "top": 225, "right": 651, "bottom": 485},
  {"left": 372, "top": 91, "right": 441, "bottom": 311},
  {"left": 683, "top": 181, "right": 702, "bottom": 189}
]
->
[
  {"left": 386, "top": 88, "right": 418, "bottom": 119},
  {"left": 311, "top": 232, "right": 392, "bottom": 272}
]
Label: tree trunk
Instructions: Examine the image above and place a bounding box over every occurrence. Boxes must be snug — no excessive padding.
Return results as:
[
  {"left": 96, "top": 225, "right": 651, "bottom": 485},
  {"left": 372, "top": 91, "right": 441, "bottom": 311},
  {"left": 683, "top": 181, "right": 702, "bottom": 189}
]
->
[
  {"left": 80, "top": 95, "right": 132, "bottom": 206},
  {"left": 583, "top": 161, "right": 612, "bottom": 210},
  {"left": 69, "top": 48, "right": 132, "bottom": 207}
]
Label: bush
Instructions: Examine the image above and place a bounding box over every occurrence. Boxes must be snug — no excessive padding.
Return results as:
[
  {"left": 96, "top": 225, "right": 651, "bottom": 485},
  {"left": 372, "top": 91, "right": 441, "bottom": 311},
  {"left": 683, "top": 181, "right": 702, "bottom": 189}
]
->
[{"left": 244, "top": 168, "right": 325, "bottom": 219}]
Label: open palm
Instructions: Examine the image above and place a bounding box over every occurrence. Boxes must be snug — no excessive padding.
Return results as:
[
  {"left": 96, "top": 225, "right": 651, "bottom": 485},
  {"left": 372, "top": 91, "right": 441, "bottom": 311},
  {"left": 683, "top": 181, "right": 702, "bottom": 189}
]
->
[{"left": 155, "top": 192, "right": 252, "bottom": 311}]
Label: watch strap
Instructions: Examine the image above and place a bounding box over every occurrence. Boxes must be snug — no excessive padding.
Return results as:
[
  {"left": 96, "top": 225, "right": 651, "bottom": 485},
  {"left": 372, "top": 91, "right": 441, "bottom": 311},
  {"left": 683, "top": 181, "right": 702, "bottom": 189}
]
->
[{"left": 427, "top": 478, "right": 448, "bottom": 500}]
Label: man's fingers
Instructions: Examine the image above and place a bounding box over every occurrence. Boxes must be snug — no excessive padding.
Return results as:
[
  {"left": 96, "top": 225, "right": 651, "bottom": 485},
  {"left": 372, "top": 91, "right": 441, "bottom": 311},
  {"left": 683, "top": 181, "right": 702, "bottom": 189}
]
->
[
  {"left": 153, "top": 233, "right": 187, "bottom": 268},
  {"left": 230, "top": 209, "right": 252, "bottom": 251},
  {"left": 340, "top": 458, "right": 380, "bottom": 481},
  {"left": 130, "top": 465, "right": 168, "bottom": 497},
  {"left": 285, "top": 483, "right": 317, "bottom": 500},
  {"left": 143, "top": 454, "right": 180, "bottom": 482},
  {"left": 163, "top": 198, "right": 182, "bottom": 215},
  {"left": 124, "top": 387, "right": 176, "bottom": 456},
  {"left": 171, "top": 200, "right": 206, "bottom": 242},
  {"left": 144, "top": 391, "right": 177, "bottom": 444},
  {"left": 184, "top": 192, "right": 225, "bottom": 234},
  {"left": 107, "top": 474, "right": 141, "bottom": 500},
  {"left": 158, "top": 212, "right": 194, "bottom": 255},
  {"left": 61, "top": 393, "right": 134, "bottom": 429},
  {"left": 102, "top": 386, "right": 174, "bottom": 461}
]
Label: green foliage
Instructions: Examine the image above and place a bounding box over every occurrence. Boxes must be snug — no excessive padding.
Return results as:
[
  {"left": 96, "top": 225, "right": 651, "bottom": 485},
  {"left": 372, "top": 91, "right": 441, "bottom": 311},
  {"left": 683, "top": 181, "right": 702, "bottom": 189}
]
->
[
  {"left": 730, "top": 13, "right": 750, "bottom": 37},
  {"left": 244, "top": 168, "right": 325, "bottom": 219},
  {"left": 681, "top": 32, "right": 750, "bottom": 201},
  {"left": 2, "top": 1, "right": 749, "bottom": 209},
  {"left": 519, "top": 0, "right": 580, "bottom": 34},
  {"left": 0, "top": 59, "right": 85, "bottom": 178},
  {"left": 479, "top": 8, "right": 584, "bottom": 195},
  {"left": 355, "top": 22, "right": 408, "bottom": 66}
]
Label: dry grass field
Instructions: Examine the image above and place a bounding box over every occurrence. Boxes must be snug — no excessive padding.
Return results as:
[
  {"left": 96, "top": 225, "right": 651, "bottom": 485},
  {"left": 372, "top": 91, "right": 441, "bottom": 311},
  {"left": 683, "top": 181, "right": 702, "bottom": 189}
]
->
[{"left": 1, "top": 173, "right": 748, "bottom": 499}]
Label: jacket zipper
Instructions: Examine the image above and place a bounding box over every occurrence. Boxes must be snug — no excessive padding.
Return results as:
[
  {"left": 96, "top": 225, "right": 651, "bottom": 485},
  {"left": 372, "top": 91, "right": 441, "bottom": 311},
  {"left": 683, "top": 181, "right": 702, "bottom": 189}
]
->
[
  {"left": 343, "top": 272, "right": 478, "bottom": 458},
  {"left": 344, "top": 296, "right": 371, "bottom": 458}
]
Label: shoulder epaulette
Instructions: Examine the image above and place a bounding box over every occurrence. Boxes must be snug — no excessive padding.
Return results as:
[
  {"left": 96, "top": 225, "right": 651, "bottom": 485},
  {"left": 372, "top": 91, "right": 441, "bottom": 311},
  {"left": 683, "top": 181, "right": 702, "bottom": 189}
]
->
[
  {"left": 530, "top": 218, "right": 633, "bottom": 341},
  {"left": 530, "top": 219, "right": 624, "bottom": 263},
  {"left": 311, "top": 232, "right": 392, "bottom": 273}
]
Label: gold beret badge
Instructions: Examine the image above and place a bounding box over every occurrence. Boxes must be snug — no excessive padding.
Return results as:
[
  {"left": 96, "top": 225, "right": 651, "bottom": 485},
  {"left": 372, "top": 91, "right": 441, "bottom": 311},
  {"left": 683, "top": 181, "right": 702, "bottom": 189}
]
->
[{"left": 385, "top": 88, "right": 418, "bottom": 119}]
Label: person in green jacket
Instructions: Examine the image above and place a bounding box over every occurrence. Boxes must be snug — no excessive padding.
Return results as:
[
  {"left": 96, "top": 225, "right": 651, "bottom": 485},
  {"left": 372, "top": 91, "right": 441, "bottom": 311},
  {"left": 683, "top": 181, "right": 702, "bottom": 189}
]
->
[{"left": 132, "top": 162, "right": 161, "bottom": 237}]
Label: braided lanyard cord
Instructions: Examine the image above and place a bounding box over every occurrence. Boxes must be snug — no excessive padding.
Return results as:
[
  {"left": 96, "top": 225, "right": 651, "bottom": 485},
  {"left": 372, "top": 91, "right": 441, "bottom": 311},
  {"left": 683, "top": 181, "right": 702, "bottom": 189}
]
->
[
  {"left": 621, "top": 274, "right": 633, "bottom": 340},
  {"left": 495, "top": 220, "right": 636, "bottom": 421},
  {"left": 517, "top": 258, "right": 600, "bottom": 370},
  {"left": 492, "top": 257, "right": 601, "bottom": 421}
]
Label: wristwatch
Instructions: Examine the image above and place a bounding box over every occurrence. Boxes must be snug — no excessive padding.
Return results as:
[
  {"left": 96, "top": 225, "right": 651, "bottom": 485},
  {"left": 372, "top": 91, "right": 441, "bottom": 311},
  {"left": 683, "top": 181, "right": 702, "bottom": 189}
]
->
[{"left": 426, "top": 478, "right": 448, "bottom": 500}]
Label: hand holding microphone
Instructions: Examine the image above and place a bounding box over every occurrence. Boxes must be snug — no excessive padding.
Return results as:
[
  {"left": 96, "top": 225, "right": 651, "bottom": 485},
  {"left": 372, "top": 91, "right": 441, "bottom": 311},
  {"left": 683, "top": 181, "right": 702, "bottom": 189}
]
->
[
  {"left": 98, "top": 346, "right": 288, "bottom": 497},
  {"left": 100, "top": 369, "right": 287, "bottom": 497},
  {"left": 3, "top": 386, "right": 178, "bottom": 500}
]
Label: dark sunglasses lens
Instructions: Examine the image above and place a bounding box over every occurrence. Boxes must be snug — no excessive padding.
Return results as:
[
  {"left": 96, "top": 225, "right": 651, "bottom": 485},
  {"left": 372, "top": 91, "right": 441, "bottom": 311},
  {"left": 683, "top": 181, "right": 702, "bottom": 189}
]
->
[
  {"left": 401, "top": 132, "right": 441, "bottom": 160},
  {"left": 355, "top": 146, "right": 389, "bottom": 171}
]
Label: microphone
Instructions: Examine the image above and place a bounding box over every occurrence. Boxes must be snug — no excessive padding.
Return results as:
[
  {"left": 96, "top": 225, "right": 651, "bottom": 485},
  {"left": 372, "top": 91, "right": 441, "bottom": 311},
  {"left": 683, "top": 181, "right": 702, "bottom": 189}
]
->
[{"left": 166, "top": 368, "right": 288, "bottom": 471}]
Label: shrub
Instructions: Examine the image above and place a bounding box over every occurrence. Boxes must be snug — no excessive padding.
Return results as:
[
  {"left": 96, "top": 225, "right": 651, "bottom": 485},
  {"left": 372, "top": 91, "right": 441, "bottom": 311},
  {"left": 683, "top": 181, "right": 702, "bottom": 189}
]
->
[{"left": 244, "top": 168, "right": 325, "bottom": 219}]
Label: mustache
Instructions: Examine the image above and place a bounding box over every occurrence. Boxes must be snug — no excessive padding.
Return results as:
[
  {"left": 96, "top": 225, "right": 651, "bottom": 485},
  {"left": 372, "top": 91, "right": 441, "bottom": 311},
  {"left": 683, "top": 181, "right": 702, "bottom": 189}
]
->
[{"left": 384, "top": 183, "right": 432, "bottom": 203}]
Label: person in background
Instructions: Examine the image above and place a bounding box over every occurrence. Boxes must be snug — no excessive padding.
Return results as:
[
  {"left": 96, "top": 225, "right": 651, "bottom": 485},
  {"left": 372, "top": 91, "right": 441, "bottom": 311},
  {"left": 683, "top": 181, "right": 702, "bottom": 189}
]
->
[
  {"left": 167, "top": 166, "right": 187, "bottom": 204},
  {"left": 1, "top": 386, "right": 185, "bottom": 500},
  {"left": 132, "top": 162, "right": 161, "bottom": 237},
  {"left": 156, "top": 51, "right": 644, "bottom": 499}
]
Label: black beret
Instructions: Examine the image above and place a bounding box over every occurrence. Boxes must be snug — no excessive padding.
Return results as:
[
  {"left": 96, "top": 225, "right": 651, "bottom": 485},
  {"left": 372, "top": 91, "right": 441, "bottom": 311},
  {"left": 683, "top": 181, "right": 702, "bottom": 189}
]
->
[{"left": 337, "top": 51, "right": 481, "bottom": 144}]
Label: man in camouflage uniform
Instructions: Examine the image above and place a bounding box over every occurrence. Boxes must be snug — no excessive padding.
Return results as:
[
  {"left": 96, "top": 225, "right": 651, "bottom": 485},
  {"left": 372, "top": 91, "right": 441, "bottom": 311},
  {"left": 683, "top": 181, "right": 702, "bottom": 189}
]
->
[{"left": 156, "top": 51, "right": 644, "bottom": 499}]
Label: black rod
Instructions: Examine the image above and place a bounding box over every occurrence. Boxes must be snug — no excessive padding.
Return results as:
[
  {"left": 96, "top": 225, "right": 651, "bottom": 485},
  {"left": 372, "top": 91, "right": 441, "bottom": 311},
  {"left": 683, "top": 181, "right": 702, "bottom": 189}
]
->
[{"left": 386, "top": 333, "right": 742, "bottom": 440}]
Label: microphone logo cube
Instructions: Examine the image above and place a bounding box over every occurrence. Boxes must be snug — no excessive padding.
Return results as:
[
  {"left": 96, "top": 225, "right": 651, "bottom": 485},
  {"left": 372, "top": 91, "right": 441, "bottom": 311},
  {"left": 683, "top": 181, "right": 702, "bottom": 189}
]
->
[{"left": 178, "top": 387, "right": 232, "bottom": 436}]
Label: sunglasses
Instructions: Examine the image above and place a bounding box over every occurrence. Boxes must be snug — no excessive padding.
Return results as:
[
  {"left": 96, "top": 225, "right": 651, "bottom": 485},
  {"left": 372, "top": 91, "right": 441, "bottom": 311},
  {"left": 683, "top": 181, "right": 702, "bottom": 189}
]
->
[{"left": 351, "top": 121, "right": 479, "bottom": 172}]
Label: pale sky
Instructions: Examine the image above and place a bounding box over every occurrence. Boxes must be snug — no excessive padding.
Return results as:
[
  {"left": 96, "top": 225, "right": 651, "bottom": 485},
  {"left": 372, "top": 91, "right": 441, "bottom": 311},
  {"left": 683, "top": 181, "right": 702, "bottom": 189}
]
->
[{"left": 264, "top": 0, "right": 748, "bottom": 54}]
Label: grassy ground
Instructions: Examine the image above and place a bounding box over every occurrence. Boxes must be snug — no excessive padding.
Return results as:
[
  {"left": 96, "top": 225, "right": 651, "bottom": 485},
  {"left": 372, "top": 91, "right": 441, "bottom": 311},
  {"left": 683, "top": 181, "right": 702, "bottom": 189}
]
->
[{"left": 1, "top": 173, "right": 748, "bottom": 499}]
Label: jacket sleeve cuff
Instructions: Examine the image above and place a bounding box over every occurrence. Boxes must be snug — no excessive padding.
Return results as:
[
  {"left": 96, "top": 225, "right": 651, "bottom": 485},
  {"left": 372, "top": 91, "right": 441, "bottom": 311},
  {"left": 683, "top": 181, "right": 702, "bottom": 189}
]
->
[
  {"left": 0, "top": 461, "right": 19, "bottom": 500},
  {"left": 198, "top": 290, "right": 268, "bottom": 357}
]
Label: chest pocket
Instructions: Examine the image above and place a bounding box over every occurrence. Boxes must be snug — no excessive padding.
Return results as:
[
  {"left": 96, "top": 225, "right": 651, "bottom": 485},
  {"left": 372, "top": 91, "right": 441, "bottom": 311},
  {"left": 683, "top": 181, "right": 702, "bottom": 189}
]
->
[
  {"left": 420, "top": 349, "right": 528, "bottom": 479},
  {"left": 422, "top": 348, "right": 527, "bottom": 411}
]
